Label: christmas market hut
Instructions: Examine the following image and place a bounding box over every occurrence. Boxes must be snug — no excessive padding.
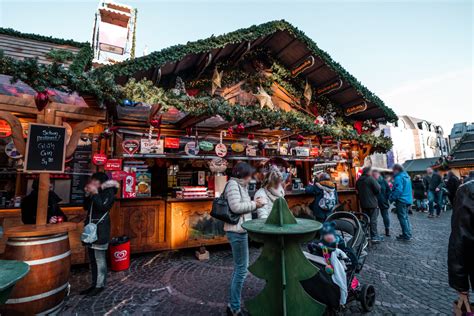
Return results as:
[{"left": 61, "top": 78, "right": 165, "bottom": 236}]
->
[
  {"left": 97, "top": 20, "right": 396, "bottom": 253},
  {"left": 434, "top": 133, "right": 474, "bottom": 179},
  {"left": 0, "top": 28, "right": 115, "bottom": 314}
]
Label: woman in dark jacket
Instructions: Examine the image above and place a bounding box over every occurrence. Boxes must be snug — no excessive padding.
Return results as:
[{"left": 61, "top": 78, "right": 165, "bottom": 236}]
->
[
  {"left": 412, "top": 175, "right": 427, "bottom": 212},
  {"left": 448, "top": 177, "right": 474, "bottom": 306},
  {"left": 305, "top": 173, "right": 338, "bottom": 222},
  {"left": 445, "top": 171, "right": 460, "bottom": 206},
  {"left": 80, "top": 172, "right": 119, "bottom": 297}
]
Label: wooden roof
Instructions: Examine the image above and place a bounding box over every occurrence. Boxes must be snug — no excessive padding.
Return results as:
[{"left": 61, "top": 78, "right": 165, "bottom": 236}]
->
[{"left": 102, "top": 20, "right": 397, "bottom": 122}]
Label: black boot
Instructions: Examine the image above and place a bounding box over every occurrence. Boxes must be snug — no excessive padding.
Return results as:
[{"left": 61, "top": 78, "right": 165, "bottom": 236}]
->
[
  {"left": 385, "top": 228, "right": 390, "bottom": 237},
  {"left": 86, "top": 287, "right": 104, "bottom": 297},
  {"left": 79, "top": 286, "right": 95, "bottom": 295}
]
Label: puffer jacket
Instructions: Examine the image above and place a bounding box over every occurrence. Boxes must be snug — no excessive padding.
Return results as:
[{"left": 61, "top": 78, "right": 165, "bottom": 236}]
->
[
  {"left": 224, "top": 178, "right": 256, "bottom": 233},
  {"left": 306, "top": 180, "right": 338, "bottom": 222},
  {"left": 389, "top": 171, "right": 413, "bottom": 205},
  {"left": 83, "top": 180, "right": 119, "bottom": 246},
  {"left": 412, "top": 178, "right": 426, "bottom": 200},
  {"left": 254, "top": 185, "right": 285, "bottom": 219},
  {"left": 448, "top": 179, "right": 474, "bottom": 292}
]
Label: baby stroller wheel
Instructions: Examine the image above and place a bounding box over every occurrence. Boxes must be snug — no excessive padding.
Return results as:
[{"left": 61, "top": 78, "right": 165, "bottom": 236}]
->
[{"left": 359, "top": 284, "right": 376, "bottom": 312}]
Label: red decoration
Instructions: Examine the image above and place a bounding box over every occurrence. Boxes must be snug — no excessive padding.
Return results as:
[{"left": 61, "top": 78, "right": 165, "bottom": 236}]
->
[
  {"left": 310, "top": 147, "right": 319, "bottom": 157},
  {"left": 122, "top": 172, "right": 136, "bottom": 198},
  {"left": 227, "top": 126, "right": 233, "bottom": 137},
  {"left": 104, "top": 158, "right": 123, "bottom": 171},
  {"left": 186, "top": 89, "right": 200, "bottom": 97},
  {"left": 247, "top": 133, "right": 255, "bottom": 140},
  {"left": 150, "top": 115, "right": 162, "bottom": 128},
  {"left": 92, "top": 153, "right": 108, "bottom": 166},
  {"left": 296, "top": 134, "right": 304, "bottom": 142},
  {"left": 354, "top": 121, "right": 363, "bottom": 135},
  {"left": 235, "top": 123, "right": 245, "bottom": 133},
  {"left": 34, "top": 89, "right": 55, "bottom": 111},
  {"left": 164, "top": 137, "right": 180, "bottom": 149},
  {"left": 0, "top": 120, "right": 12, "bottom": 138}
]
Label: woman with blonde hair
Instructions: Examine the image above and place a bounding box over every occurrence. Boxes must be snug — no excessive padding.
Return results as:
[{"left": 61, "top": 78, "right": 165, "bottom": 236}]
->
[{"left": 254, "top": 167, "right": 285, "bottom": 219}]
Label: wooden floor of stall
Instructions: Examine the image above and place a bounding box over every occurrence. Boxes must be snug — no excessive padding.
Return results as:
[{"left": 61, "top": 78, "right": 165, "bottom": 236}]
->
[{"left": 0, "top": 190, "right": 358, "bottom": 265}]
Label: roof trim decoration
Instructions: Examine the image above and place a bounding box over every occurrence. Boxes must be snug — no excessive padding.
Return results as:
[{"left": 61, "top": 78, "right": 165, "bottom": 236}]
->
[
  {"left": 100, "top": 20, "right": 397, "bottom": 122},
  {"left": 0, "top": 27, "right": 89, "bottom": 48}
]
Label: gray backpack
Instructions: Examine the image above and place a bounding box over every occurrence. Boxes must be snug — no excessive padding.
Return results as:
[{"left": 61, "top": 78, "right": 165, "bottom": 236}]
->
[{"left": 81, "top": 204, "right": 108, "bottom": 244}]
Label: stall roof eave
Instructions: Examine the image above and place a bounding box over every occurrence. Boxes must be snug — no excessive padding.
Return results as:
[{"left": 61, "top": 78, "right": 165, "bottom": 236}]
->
[{"left": 101, "top": 20, "right": 397, "bottom": 123}]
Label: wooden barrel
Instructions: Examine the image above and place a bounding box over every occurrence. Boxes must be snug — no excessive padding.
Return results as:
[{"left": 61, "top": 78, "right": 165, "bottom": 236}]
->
[{"left": 0, "top": 230, "right": 71, "bottom": 315}]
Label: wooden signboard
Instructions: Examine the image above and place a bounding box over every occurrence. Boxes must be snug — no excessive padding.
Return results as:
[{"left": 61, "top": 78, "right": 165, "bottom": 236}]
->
[{"left": 24, "top": 123, "right": 66, "bottom": 173}]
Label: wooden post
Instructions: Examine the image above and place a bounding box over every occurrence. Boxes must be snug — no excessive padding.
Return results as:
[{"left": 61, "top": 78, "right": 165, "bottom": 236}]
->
[{"left": 36, "top": 173, "right": 50, "bottom": 225}]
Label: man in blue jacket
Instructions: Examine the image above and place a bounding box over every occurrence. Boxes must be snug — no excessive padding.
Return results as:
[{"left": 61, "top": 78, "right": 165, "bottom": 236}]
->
[{"left": 389, "top": 164, "right": 413, "bottom": 241}]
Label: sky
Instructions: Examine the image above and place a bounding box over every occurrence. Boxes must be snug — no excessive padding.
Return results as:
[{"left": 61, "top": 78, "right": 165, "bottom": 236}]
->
[{"left": 0, "top": 0, "right": 472, "bottom": 135}]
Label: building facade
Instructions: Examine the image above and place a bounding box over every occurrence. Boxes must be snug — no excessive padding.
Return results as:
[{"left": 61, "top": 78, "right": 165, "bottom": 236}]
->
[
  {"left": 449, "top": 122, "right": 474, "bottom": 148},
  {"left": 372, "top": 115, "right": 449, "bottom": 168}
]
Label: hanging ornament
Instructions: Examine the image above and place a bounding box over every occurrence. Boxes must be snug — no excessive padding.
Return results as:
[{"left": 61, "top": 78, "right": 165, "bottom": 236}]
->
[
  {"left": 235, "top": 123, "right": 245, "bottom": 134},
  {"left": 296, "top": 134, "right": 304, "bottom": 142},
  {"left": 171, "top": 76, "right": 187, "bottom": 96},
  {"left": 211, "top": 68, "right": 223, "bottom": 95},
  {"left": 253, "top": 86, "right": 274, "bottom": 109},
  {"left": 227, "top": 126, "right": 233, "bottom": 137},
  {"left": 314, "top": 116, "right": 325, "bottom": 126},
  {"left": 150, "top": 115, "right": 162, "bottom": 128},
  {"left": 215, "top": 130, "right": 228, "bottom": 157},
  {"left": 186, "top": 88, "right": 199, "bottom": 97},
  {"left": 303, "top": 80, "right": 312, "bottom": 105},
  {"left": 34, "top": 89, "right": 55, "bottom": 111},
  {"left": 353, "top": 121, "right": 363, "bottom": 135},
  {"left": 247, "top": 133, "right": 255, "bottom": 140}
]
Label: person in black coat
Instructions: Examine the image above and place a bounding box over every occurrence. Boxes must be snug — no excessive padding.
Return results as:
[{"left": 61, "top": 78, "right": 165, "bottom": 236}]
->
[
  {"left": 445, "top": 171, "right": 460, "bottom": 206},
  {"left": 412, "top": 175, "right": 427, "bottom": 212},
  {"left": 21, "top": 178, "right": 67, "bottom": 224},
  {"left": 373, "top": 170, "right": 391, "bottom": 237},
  {"left": 80, "top": 172, "right": 119, "bottom": 297},
  {"left": 448, "top": 174, "right": 474, "bottom": 307},
  {"left": 356, "top": 167, "right": 382, "bottom": 242}
]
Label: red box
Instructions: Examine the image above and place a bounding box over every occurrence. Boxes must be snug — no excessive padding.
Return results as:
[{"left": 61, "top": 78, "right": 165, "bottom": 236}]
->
[{"left": 164, "top": 137, "right": 180, "bottom": 149}]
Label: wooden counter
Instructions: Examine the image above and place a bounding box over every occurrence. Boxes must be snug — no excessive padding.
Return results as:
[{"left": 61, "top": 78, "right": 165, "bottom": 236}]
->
[{"left": 0, "top": 189, "right": 358, "bottom": 265}]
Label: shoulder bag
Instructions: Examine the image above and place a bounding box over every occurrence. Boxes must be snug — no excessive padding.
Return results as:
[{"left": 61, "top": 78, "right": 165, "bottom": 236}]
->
[
  {"left": 81, "top": 204, "right": 108, "bottom": 244},
  {"left": 210, "top": 181, "right": 241, "bottom": 225}
]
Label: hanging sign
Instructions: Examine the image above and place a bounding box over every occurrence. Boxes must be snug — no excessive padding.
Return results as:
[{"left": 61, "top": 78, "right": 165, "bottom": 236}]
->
[
  {"left": 164, "top": 137, "right": 180, "bottom": 149},
  {"left": 92, "top": 153, "right": 108, "bottom": 166},
  {"left": 291, "top": 56, "right": 315, "bottom": 77},
  {"left": 293, "top": 147, "right": 310, "bottom": 157},
  {"left": 199, "top": 141, "right": 214, "bottom": 152},
  {"left": 122, "top": 139, "right": 140, "bottom": 155},
  {"left": 140, "top": 139, "right": 164, "bottom": 154},
  {"left": 246, "top": 144, "right": 257, "bottom": 157},
  {"left": 0, "top": 120, "right": 12, "bottom": 138},
  {"left": 316, "top": 79, "right": 343, "bottom": 96},
  {"left": 24, "top": 123, "right": 66, "bottom": 173},
  {"left": 231, "top": 143, "right": 245, "bottom": 153},
  {"left": 104, "top": 158, "right": 123, "bottom": 171},
  {"left": 215, "top": 144, "right": 227, "bottom": 157},
  {"left": 344, "top": 102, "right": 368, "bottom": 116},
  {"left": 184, "top": 141, "right": 199, "bottom": 156}
]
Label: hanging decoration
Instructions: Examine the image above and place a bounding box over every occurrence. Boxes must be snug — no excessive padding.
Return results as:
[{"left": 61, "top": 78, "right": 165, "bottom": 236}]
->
[
  {"left": 303, "top": 80, "right": 312, "bottom": 106},
  {"left": 34, "top": 89, "right": 56, "bottom": 111},
  {"left": 172, "top": 77, "right": 187, "bottom": 96},
  {"left": 235, "top": 123, "right": 245, "bottom": 134},
  {"left": 215, "top": 131, "right": 228, "bottom": 157},
  {"left": 122, "top": 139, "right": 140, "bottom": 155},
  {"left": 211, "top": 68, "right": 223, "bottom": 95},
  {"left": 353, "top": 121, "right": 363, "bottom": 135},
  {"left": 247, "top": 133, "right": 255, "bottom": 140},
  {"left": 253, "top": 86, "right": 274, "bottom": 109}
]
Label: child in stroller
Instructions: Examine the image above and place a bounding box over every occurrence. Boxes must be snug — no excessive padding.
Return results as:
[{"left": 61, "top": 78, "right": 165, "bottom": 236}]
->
[{"left": 302, "top": 212, "right": 376, "bottom": 314}]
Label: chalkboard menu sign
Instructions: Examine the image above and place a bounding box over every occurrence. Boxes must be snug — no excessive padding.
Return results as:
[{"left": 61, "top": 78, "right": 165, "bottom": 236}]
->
[{"left": 24, "top": 123, "right": 66, "bottom": 173}]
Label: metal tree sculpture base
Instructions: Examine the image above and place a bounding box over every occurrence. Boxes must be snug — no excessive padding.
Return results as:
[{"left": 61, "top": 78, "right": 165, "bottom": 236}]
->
[{"left": 242, "top": 198, "right": 325, "bottom": 316}]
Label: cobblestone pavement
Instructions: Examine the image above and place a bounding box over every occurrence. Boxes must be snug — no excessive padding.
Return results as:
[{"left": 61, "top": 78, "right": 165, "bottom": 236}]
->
[{"left": 63, "top": 211, "right": 456, "bottom": 315}]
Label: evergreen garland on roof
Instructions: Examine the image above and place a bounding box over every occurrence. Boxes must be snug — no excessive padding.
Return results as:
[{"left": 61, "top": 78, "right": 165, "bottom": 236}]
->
[{"left": 0, "top": 27, "right": 89, "bottom": 48}]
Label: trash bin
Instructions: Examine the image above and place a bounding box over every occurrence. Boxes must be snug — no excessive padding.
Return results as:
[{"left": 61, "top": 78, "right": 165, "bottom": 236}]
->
[{"left": 109, "top": 236, "right": 130, "bottom": 271}]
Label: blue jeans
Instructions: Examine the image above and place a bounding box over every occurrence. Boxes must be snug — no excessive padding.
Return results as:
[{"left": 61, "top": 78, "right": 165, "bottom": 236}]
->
[
  {"left": 87, "top": 247, "right": 107, "bottom": 288},
  {"left": 227, "top": 232, "right": 249, "bottom": 312},
  {"left": 428, "top": 190, "right": 442, "bottom": 215},
  {"left": 380, "top": 207, "right": 390, "bottom": 230},
  {"left": 395, "top": 201, "right": 412, "bottom": 239}
]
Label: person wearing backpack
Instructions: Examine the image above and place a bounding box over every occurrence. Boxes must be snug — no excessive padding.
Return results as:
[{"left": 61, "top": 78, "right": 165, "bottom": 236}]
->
[
  {"left": 356, "top": 167, "right": 383, "bottom": 242},
  {"left": 224, "top": 162, "right": 265, "bottom": 316},
  {"left": 80, "top": 172, "right": 119, "bottom": 297},
  {"left": 305, "top": 172, "right": 338, "bottom": 222}
]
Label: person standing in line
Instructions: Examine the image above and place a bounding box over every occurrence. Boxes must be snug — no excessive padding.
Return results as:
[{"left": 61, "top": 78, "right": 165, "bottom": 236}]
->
[
  {"left": 356, "top": 167, "right": 382, "bottom": 242},
  {"left": 425, "top": 167, "right": 443, "bottom": 218},
  {"left": 305, "top": 172, "right": 338, "bottom": 223},
  {"left": 389, "top": 164, "right": 413, "bottom": 241},
  {"left": 254, "top": 167, "right": 285, "bottom": 219},
  {"left": 373, "top": 170, "right": 391, "bottom": 237},
  {"left": 80, "top": 172, "right": 119, "bottom": 297},
  {"left": 224, "top": 162, "right": 265, "bottom": 316},
  {"left": 412, "top": 175, "right": 427, "bottom": 212},
  {"left": 448, "top": 173, "right": 473, "bottom": 310},
  {"left": 445, "top": 171, "right": 461, "bottom": 207}
]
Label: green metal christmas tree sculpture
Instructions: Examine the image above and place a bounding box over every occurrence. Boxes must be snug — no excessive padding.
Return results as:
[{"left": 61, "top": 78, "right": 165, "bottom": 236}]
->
[{"left": 242, "top": 198, "right": 325, "bottom": 316}]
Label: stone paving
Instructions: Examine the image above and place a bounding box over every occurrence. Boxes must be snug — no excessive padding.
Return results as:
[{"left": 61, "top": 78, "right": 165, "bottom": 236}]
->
[{"left": 63, "top": 210, "right": 456, "bottom": 315}]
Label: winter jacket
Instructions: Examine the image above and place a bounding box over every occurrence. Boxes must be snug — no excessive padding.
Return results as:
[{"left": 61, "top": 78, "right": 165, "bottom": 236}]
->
[
  {"left": 412, "top": 178, "right": 426, "bottom": 200},
  {"left": 427, "top": 172, "right": 443, "bottom": 192},
  {"left": 254, "top": 185, "right": 285, "bottom": 219},
  {"left": 356, "top": 174, "right": 381, "bottom": 209},
  {"left": 306, "top": 180, "right": 338, "bottom": 222},
  {"left": 448, "top": 180, "right": 474, "bottom": 292},
  {"left": 376, "top": 176, "right": 391, "bottom": 210},
  {"left": 21, "top": 190, "right": 67, "bottom": 224},
  {"left": 224, "top": 178, "right": 256, "bottom": 233},
  {"left": 83, "top": 180, "right": 119, "bottom": 246},
  {"left": 389, "top": 171, "right": 413, "bottom": 205}
]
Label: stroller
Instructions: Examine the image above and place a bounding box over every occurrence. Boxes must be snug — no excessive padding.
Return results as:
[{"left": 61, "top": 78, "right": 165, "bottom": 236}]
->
[{"left": 302, "top": 211, "right": 375, "bottom": 314}]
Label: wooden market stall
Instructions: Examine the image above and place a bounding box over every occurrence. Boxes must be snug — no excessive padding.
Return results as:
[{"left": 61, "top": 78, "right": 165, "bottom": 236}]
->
[{"left": 98, "top": 21, "right": 397, "bottom": 255}]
